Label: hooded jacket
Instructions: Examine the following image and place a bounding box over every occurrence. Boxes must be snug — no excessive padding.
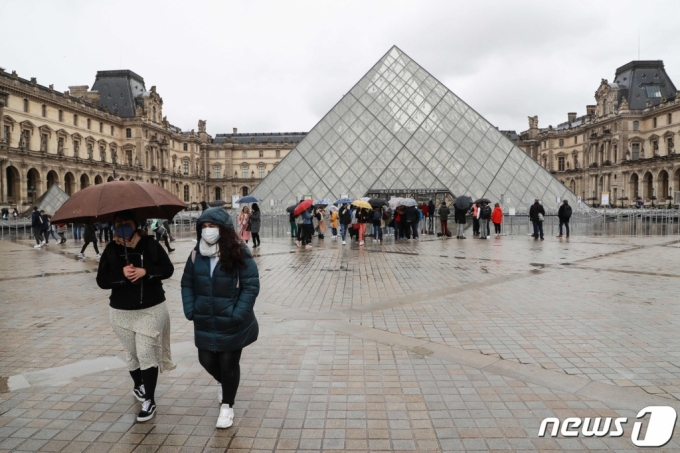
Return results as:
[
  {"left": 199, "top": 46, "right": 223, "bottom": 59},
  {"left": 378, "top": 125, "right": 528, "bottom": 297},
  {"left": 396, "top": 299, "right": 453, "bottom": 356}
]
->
[
  {"left": 181, "top": 207, "right": 260, "bottom": 352},
  {"left": 438, "top": 205, "right": 450, "bottom": 221},
  {"left": 491, "top": 206, "right": 503, "bottom": 224},
  {"left": 428, "top": 201, "right": 435, "bottom": 217},
  {"left": 249, "top": 210, "right": 261, "bottom": 234}
]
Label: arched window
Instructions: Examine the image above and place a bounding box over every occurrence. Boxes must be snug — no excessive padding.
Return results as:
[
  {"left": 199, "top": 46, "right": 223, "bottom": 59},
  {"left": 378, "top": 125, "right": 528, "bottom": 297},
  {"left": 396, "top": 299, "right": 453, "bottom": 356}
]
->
[{"left": 241, "top": 186, "right": 249, "bottom": 196}]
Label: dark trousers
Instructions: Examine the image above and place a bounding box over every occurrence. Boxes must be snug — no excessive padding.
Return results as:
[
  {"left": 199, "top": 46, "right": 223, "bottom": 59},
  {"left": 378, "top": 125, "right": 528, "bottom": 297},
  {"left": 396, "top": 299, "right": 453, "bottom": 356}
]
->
[
  {"left": 302, "top": 224, "right": 313, "bottom": 244},
  {"left": 373, "top": 225, "right": 382, "bottom": 240},
  {"left": 252, "top": 232, "right": 260, "bottom": 247},
  {"left": 428, "top": 215, "right": 434, "bottom": 233},
  {"left": 32, "top": 226, "right": 42, "bottom": 244},
  {"left": 394, "top": 221, "right": 400, "bottom": 239},
  {"left": 80, "top": 240, "right": 100, "bottom": 254},
  {"left": 99, "top": 228, "right": 110, "bottom": 242},
  {"left": 198, "top": 349, "right": 243, "bottom": 406},
  {"left": 411, "top": 221, "right": 419, "bottom": 238},
  {"left": 440, "top": 220, "right": 448, "bottom": 236},
  {"left": 479, "top": 219, "right": 489, "bottom": 238},
  {"left": 290, "top": 222, "right": 297, "bottom": 238},
  {"left": 58, "top": 232, "right": 66, "bottom": 243},
  {"left": 155, "top": 232, "right": 171, "bottom": 251},
  {"left": 472, "top": 218, "right": 480, "bottom": 235},
  {"left": 559, "top": 221, "right": 570, "bottom": 236},
  {"left": 493, "top": 222, "right": 501, "bottom": 234},
  {"left": 532, "top": 221, "right": 544, "bottom": 239}
]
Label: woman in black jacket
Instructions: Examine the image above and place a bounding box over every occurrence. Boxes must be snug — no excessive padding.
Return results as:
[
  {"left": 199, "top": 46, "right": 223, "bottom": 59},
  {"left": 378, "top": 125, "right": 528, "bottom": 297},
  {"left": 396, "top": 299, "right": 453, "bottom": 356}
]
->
[
  {"left": 96, "top": 210, "right": 175, "bottom": 422},
  {"left": 338, "top": 203, "right": 352, "bottom": 245},
  {"left": 78, "top": 223, "right": 100, "bottom": 259}
]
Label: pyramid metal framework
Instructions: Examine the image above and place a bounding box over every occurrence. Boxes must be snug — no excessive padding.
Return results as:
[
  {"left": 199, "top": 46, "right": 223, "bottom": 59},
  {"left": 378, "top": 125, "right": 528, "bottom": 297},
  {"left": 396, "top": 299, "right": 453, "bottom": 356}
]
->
[
  {"left": 22, "top": 184, "right": 70, "bottom": 217},
  {"left": 251, "top": 46, "right": 578, "bottom": 209}
]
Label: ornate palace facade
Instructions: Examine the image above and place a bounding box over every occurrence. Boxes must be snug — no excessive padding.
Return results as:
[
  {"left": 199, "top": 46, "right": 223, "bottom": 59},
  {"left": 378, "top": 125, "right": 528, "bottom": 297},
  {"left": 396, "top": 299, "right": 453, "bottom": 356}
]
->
[
  {"left": 0, "top": 67, "right": 303, "bottom": 211},
  {"left": 506, "top": 60, "right": 680, "bottom": 206}
]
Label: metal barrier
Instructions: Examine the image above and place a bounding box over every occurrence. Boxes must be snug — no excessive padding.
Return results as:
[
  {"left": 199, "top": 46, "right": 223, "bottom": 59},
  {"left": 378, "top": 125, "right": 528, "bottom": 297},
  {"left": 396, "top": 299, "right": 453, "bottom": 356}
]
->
[{"left": 2, "top": 207, "right": 678, "bottom": 242}]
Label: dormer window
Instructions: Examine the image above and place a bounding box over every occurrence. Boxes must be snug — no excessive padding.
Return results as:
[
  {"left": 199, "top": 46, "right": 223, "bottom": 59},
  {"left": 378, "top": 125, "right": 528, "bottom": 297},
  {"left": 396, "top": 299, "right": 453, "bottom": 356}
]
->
[{"left": 644, "top": 85, "right": 662, "bottom": 98}]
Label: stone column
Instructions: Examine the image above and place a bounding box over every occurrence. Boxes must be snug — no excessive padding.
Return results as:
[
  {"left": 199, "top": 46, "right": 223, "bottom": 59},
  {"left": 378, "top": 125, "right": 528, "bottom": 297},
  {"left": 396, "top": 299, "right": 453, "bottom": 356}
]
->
[
  {"left": 0, "top": 159, "right": 6, "bottom": 203},
  {"left": 0, "top": 90, "right": 7, "bottom": 144}
]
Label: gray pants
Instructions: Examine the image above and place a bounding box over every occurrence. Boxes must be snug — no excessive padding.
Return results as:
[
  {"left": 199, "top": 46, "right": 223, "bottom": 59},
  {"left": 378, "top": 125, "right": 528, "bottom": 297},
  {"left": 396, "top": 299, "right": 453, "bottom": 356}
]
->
[{"left": 456, "top": 223, "right": 465, "bottom": 237}]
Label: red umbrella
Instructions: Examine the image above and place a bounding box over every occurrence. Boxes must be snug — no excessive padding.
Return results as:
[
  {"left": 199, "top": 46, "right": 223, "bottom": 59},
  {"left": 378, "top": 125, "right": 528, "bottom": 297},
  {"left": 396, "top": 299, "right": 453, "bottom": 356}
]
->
[
  {"left": 51, "top": 181, "right": 187, "bottom": 224},
  {"left": 293, "top": 199, "right": 313, "bottom": 216}
]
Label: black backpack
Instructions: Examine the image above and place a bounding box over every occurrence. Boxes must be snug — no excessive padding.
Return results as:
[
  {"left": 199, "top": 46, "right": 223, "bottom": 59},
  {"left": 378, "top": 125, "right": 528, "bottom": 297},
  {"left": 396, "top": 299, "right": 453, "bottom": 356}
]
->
[
  {"left": 480, "top": 205, "right": 491, "bottom": 220},
  {"left": 373, "top": 210, "right": 381, "bottom": 222},
  {"left": 563, "top": 205, "right": 572, "bottom": 219}
]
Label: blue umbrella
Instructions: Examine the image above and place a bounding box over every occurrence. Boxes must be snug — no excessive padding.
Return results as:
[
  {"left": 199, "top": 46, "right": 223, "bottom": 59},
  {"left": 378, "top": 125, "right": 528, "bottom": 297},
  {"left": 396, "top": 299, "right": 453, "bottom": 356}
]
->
[
  {"left": 236, "top": 195, "right": 262, "bottom": 204},
  {"left": 314, "top": 198, "right": 331, "bottom": 206},
  {"left": 334, "top": 197, "right": 352, "bottom": 206}
]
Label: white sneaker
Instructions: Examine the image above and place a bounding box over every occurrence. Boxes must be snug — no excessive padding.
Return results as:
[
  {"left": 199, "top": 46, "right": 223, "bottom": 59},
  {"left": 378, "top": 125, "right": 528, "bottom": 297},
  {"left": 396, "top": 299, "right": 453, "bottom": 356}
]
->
[
  {"left": 295, "top": 241, "right": 301, "bottom": 248},
  {"left": 305, "top": 244, "right": 313, "bottom": 249},
  {"left": 77, "top": 253, "right": 85, "bottom": 259},
  {"left": 218, "top": 387, "right": 222, "bottom": 403},
  {"left": 95, "top": 253, "right": 102, "bottom": 259},
  {"left": 359, "top": 241, "right": 364, "bottom": 246},
  {"left": 34, "top": 244, "right": 42, "bottom": 249},
  {"left": 342, "top": 241, "right": 346, "bottom": 245},
  {"left": 216, "top": 403, "right": 234, "bottom": 429},
  {"left": 41, "top": 241, "right": 46, "bottom": 246}
]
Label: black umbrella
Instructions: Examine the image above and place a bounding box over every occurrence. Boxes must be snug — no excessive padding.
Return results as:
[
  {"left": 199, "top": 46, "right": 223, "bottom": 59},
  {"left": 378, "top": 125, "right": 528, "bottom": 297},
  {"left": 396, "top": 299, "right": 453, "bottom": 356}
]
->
[
  {"left": 453, "top": 196, "right": 473, "bottom": 210},
  {"left": 209, "top": 200, "right": 227, "bottom": 207},
  {"left": 368, "top": 198, "right": 387, "bottom": 208},
  {"left": 474, "top": 198, "right": 491, "bottom": 204},
  {"left": 286, "top": 203, "right": 300, "bottom": 213}
]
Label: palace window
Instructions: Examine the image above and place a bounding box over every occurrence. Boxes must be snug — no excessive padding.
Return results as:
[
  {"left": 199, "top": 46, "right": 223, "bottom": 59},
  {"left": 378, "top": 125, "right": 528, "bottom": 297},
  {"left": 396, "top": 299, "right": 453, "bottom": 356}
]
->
[
  {"left": 653, "top": 117, "right": 657, "bottom": 128},
  {"left": 258, "top": 166, "right": 265, "bottom": 178},
  {"left": 259, "top": 150, "right": 264, "bottom": 158},
  {"left": 215, "top": 150, "right": 220, "bottom": 158},
  {"left": 183, "top": 161, "right": 189, "bottom": 175},
  {"left": 558, "top": 139, "right": 564, "bottom": 147},
  {"left": 23, "top": 99, "right": 28, "bottom": 113},
  {"left": 213, "top": 166, "right": 221, "bottom": 178},
  {"left": 652, "top": 140, "right": 659, "bottom": 154},
  {"left": 632, "top": 143, "right": 640, "bottom": 160},
  {"left": 613, "top": 145, "right": 618, "bottom": 162},
  {"left": 183, "top": 185, "right": 190, "bottom": 202},
  {"left": 40, "top": 133, "right": 48, "bottom": 152},
  {"left": 558, "top": 156, "right": 565, "bottom": 171},
  {"left": 574, "top": 136, "right": 577, "bottom": 145},
  {"left": 110, "top": 126, "right": 114, "bottom": 136},
  {"left": 58, "top": 110, "right": 63, "bottom": 122},
  {"left": 87, "top": 118, "right": 91, "bottom": 129},
  {"left": 41, "top": 105, "right": 46, "bottom": 117},
  {"left": 74, "top": 114, "right": 78, "bottom": 126},
  {"left": 4, "top": 125, "right": 10, "bottom": 145},
  {"left": 183, "top": 143, "right": 187, "bottom": 151},
  {"left": 242, "top": 166, "right": 248, "bottom": 178},
  {"left": 242, "top": 150, "right": 247, "bottom": 158},
  {"left": 126, "top": 150, "right": 133, "bottom": 166},
  {"left": 669, "top": 113, "right": 673, "bottom": 125},
  {"left": 276, "top": 149, "right": 280, "bottom": 158},
  {"left": 99, "top": 122, "right": 103, "bottom": 133},
  {"left": 645, "top": 85, "right": 662, "bottom": 98},
  {"left": 126, "top": 128, "right": 132, "bottom": 138},
  {"left": 633, "top": 120, "right": 639, "bottom": 131},
  {"left": 668, "top": 137, "right": 674, "bottom": 153}
]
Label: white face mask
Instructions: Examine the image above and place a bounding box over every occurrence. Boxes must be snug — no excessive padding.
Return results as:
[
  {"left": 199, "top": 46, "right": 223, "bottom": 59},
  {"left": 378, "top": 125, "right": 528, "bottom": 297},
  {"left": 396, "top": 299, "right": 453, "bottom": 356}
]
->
[{"left": 201, "top": 227, "right": 220, "bottom": 244}]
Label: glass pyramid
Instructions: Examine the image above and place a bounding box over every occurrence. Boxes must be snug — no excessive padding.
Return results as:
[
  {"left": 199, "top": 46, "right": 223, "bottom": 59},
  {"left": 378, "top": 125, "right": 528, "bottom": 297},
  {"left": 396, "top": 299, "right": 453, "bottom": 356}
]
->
[
  {"left": 252, "top": 46, "right": 578, "bottom": 209},
  {"left": 22, "top": 184, "right": 70, "bottom": 217}
]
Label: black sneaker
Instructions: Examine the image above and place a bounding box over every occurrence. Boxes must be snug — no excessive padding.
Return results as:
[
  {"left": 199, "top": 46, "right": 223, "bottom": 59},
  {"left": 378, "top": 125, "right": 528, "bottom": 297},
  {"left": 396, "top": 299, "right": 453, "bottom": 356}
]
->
[
  {"left": 137, "top": 399, "right": 156, "bottom": 422},
  {"left": 133, "top": 385, "right": 146, "bottom": 402}
]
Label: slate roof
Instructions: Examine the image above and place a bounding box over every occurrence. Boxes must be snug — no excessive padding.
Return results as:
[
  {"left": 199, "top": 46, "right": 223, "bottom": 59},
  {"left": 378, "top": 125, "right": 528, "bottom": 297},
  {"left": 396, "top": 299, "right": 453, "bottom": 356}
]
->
[
  {"left": 614, "top": 61, "right": 677, "bottom": 110},
  {"left": 213, "top": 132, "right": 307, "bottom": 145},
  {"left": 91, "top": 70, "right": 146, "bottom": 118}
]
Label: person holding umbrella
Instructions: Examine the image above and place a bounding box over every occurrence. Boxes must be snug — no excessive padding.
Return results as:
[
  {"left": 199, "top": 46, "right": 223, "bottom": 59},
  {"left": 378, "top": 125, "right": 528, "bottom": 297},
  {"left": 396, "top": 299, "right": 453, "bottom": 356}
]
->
[
  {"left": 453, "top": 196, "right": 472, "bottom": 239},
  {"left": 329, "top": 206, "right": 339, "bottom": 240},
  {"left": 250, "top": 203, "right": 262, "bottom": 248},
  {"left": 96, "top": 210, "right": 176, "bottom": 422},
  {"left": 181, "top": 207, "right": 260, "bottom": 429}
]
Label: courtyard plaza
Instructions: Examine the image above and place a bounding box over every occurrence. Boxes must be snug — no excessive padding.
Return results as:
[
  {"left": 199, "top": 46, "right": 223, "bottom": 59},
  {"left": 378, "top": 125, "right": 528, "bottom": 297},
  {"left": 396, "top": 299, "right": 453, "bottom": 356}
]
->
[{"left": 0, "top": 231, "right": 679, "bottom": 452}]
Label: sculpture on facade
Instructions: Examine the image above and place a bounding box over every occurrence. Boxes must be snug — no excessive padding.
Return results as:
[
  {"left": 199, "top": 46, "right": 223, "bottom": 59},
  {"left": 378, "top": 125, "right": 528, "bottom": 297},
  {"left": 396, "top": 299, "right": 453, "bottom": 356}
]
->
[{"left": 528, "top": 116, "right": 538, "bottom": 129}]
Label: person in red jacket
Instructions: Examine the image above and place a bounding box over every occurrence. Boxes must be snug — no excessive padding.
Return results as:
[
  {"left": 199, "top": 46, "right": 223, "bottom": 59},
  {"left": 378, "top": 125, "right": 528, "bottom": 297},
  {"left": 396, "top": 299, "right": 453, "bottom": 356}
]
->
[{"left": 491, "top": 203, "right": 503, "bottom": 237}]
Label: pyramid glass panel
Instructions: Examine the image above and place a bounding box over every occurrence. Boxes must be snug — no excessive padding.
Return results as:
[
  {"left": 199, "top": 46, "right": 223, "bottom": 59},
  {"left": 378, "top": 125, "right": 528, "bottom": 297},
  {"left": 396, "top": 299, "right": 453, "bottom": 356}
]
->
[{"left": 252, "top": 46, "right": 579, "bottom": 207}]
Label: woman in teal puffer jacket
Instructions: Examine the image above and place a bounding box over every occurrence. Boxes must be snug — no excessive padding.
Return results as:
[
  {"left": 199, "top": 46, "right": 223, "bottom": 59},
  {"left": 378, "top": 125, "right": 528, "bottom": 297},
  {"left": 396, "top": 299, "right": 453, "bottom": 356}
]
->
[{"left": 181, "top": 207, "right": 260, "bottom": 429}]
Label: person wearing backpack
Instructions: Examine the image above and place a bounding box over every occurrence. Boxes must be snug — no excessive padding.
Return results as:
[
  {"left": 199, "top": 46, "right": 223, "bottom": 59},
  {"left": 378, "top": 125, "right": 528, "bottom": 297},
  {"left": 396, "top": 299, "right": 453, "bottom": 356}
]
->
[
  {"left": 491, "top": 203, "right": 503, "bottom": 237},
  {"left": 181, "top": 207, "right": 259, "bottom": 429},
  {"left": 438, "top": 202, "right": 450, "bottom": 238},
  {"left": 477, "top": 202, "right": 491, "bottom": 239},
  {"left": 372, "top": 207, "right": 383, "bottom": 243},
  {"left": 96, "top": 210, "right": 175, "bottom": 423},
  {"left": 338, "top": 203, "right": 352, "bottom": 245},
  {"left": 557, "top": 199, "right": 572, "bottom": 238}
]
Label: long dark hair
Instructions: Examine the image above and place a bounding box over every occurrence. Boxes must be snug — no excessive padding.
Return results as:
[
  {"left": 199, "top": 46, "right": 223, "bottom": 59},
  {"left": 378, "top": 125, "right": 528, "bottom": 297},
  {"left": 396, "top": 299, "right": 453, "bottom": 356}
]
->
[{"left": 216, "top": 224, "right": 246, "bottom": 272}]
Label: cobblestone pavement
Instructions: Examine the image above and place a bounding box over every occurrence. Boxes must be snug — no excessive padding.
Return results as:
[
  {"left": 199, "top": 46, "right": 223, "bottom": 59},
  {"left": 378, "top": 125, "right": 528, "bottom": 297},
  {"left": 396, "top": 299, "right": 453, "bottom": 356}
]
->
[{"left": 1, "top": 232, "right": 680, "bottom": 452}]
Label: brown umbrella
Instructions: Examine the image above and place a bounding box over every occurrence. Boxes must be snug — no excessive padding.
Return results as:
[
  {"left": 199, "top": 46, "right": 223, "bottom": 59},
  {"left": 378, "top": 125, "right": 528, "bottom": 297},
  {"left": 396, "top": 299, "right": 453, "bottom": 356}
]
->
[{"left": 51, "top": 181, "right": 187, "bottom": 224}]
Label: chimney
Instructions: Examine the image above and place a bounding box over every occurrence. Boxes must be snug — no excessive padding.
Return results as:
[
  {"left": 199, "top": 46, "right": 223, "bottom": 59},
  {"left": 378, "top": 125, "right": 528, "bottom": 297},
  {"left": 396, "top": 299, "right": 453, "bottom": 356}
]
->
[
  {"left": 68, "top": 85, "right": 89, "bottom": 98},
  {"left": 568, "top": 112, "right": 577, "bottom": 123},
  {"left": 586, "top": 105, "right": 596, "bottom": 117},
  {"left": 233, "top": 127, "right": 238, "bottom": 134}
]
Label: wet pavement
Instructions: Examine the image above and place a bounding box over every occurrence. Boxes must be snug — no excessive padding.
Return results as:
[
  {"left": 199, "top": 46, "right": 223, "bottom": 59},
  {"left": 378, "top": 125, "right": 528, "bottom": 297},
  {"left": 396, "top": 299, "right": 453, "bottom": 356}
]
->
[{"left": 1, "top": 232, "right": 680, "bottom": 452}]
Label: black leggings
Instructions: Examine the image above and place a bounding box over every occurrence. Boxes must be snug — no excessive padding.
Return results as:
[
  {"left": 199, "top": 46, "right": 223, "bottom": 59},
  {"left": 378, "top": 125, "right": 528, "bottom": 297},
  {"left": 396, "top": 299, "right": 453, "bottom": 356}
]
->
[
  {"left": 80, "top": 240, "right": 100, "bottom": 254},
  {"left": 252, "top": 233, "right": 260, "bottom": 247},
  {"left": 494, "top": 222, "right": 501, "bottom": 234},
  {"left": 198, "top": 349, "right": 243, "bottom": 406}
]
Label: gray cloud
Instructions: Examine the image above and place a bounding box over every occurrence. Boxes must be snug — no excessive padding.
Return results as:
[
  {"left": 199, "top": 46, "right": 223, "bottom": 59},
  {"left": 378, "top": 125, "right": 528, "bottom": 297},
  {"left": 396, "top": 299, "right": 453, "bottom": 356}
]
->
[{"left": 2, "top": 0, "right": 679, "bottom": 136}]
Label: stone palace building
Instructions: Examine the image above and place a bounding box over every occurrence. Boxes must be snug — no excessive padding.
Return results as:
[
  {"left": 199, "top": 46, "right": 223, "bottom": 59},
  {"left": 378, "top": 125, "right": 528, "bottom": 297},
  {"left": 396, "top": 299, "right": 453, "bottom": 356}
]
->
[
  {"left": 0, "top": 67, "right": 303, "bottom": 210},
  {"left": 506, "top": 60, "right": 680, "bottom": 207}
]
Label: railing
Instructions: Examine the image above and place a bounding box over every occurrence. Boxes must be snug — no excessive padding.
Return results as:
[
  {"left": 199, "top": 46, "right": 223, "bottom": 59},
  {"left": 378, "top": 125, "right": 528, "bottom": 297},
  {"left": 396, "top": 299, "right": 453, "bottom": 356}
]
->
[{"left": 2, "top": 207, "right": 679, "bottom": 242}]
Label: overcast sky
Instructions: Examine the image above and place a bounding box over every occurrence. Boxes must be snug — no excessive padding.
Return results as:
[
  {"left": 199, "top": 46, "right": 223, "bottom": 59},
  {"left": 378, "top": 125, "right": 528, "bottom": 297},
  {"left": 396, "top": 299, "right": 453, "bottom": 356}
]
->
[{"left": 3, "top": 0, "right": 679, "bottom": 137}]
